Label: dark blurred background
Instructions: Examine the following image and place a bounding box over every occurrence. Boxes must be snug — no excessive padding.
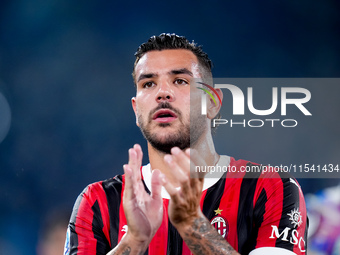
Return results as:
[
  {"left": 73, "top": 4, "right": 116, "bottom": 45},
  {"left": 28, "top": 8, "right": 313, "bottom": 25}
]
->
[{"left": 0, "top": 0, "right": 339, "bottom": 254}]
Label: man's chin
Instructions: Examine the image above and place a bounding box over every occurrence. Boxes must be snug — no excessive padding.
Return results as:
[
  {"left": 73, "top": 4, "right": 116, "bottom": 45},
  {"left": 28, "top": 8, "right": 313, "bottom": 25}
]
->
[
  {"left": 152, "top": 125, "right": 181, "bottom": 135},
  {"left": 147, "top": 135, "right": 190, "bottom": 154},
  {"left": 140, "top": 122, "right": 190, "bottom": 153},
  {"left": 158, "top": 122, "right": 171, "bottom": 128}
]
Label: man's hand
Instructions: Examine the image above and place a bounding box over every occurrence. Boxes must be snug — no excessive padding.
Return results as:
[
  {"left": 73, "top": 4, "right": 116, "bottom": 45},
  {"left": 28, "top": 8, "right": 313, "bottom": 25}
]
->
[
  {"left": 162, "top": 147, "right": 204, "bottom": 226},
  {"left": 162, "top": 147, "right": 239, "bottom": 255},
  {"left": 109, "top": 144, "right": 164, "bottom": 254}
]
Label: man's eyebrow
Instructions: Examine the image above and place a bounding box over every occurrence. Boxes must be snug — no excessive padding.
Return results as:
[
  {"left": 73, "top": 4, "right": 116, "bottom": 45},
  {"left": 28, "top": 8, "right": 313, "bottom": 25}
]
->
[
  {"left": 137, "top": 73, "right": 158, "bottom": 82},
  {"left": 137, "top": 68, "right": 193, "bottom": 82},
  {"left": 169, "top": 68, "right": 193, "bottom": 76}
]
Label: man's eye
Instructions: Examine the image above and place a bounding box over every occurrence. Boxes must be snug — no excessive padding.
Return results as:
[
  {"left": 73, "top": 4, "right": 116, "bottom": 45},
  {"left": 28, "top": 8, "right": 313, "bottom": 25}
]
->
[
  {"left": 174, "top": 79, "right": 188, "bottom": 85},
  {"left": 143, "top": 81, "right": 155, "bottom": 88}
]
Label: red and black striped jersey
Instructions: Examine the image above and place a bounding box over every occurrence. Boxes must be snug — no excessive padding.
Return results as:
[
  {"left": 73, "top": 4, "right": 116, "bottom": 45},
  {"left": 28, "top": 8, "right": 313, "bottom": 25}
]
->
[{"left": 64, "top": 156, "right": 308, "bottom": 255}]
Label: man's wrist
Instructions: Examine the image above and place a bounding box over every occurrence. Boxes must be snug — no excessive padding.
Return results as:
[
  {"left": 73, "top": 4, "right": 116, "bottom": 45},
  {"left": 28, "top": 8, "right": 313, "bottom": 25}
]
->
[
  {"left": 172, "top": 213, "right": 240, "bottom": 255},
  {"left": 107, "top": 231, "right": 150, "bottom": 255},
  {"left": 171, "top": 210, "right": 205, "bottom": 232}
]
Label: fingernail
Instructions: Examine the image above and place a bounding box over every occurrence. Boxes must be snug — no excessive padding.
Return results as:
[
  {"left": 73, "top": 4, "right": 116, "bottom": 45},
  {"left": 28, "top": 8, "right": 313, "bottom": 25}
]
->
[
  {"left": 160, "top": 173, "right": 166, "bottom": 183},
  {"left": 171, "top": 147, "right": 181, "bottom": 155},
  {"left": 164, "top": 155, "right": 172, "bottom": 164},
  {"left": 123, "top": 164, "right": 128, "bottom": 173}
]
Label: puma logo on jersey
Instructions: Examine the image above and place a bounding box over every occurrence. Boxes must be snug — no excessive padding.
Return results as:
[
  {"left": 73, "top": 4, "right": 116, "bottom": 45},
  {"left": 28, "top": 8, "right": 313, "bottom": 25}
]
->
[
  {"left": 290, "top": 178, "right": 302, "bottom": 193},
  {"left": 121, "top": 225, "right": 128, "bottom": 233}
]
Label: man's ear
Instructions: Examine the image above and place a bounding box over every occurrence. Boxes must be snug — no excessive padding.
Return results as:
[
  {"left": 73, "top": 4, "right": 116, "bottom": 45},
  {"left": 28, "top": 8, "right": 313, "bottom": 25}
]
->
[
  {"left": 207, "top": 88, "right": 223, "bottom": 119},
  {"left": 131, "top": 97, "right": 139, "bottom": 127}
]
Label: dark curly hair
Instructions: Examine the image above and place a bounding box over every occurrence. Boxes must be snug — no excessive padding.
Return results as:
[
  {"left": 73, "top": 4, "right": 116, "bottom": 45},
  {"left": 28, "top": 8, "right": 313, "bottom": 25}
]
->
[{"left": 132, "top": 33, "right": 212, "bottom": 83}]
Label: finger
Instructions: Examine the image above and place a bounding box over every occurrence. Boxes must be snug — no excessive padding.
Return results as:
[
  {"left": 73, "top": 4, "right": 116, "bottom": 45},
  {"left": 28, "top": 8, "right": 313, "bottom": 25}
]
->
[
  {"left": 186, "top": 148, "right": 205, "bottom": 180},
  {"left": 150, "top": 169, "right": 164, "bottom": 200},
  {"left": 128, "top": 148, "right": 142, "bottom": 182},
  {"left": 123, "top": 164, "right": 136, "bottom": 201},
  {"left": 162, "top": 175, "right": 182, "bottom": 204},
  {"left": 170, "top": 147, "right": 190, "bottom": 176},
  {"left": 164, "top": 154, "right": 188, "bottom": 183},
  {"left": 164, "top": 154, "right": 193, "bottom": 198},
  {"left": 133, "top": 144, "right": 143, "bottom": 168},
  {"left": 172, "top": 148, "right": 204, "bottom": 189}
]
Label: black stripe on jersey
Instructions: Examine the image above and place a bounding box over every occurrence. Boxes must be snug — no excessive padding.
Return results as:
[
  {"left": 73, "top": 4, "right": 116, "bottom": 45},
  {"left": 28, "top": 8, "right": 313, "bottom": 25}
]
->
[
  {"left": 69, "top": 186, "right": 88, "bottom": 255},
  {"left": 142, "top": 179, "right": 151, "bottom": 195},
  {"left": 102, "top": 176, "right": 123, "bottom": 248},
  {"left": 251, "top": 188, "right": 267, "bottom": 250},
  {"left": 167, "top": 221, "right": 183, "bottom": 255},
  {"left": 275, "top": 176, "right": 300, "bottom": 251},
  {"left": 237, "top": 163, "right": 262, "bottom": 255},
  {"left": 92, "top": 200, "right": 111, "bottom": 254},
  {"left": 305, "top": 217, "right": 309, "bottom": 250},
  {"left": 202, "top": 172, "right": 227, "bottom": 220}
]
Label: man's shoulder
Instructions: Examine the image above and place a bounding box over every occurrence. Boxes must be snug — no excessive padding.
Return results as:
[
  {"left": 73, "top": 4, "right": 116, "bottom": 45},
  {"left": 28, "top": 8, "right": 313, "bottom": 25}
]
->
[
  {"left": 81, "top": 174, "right": 125, "bottom": 198},
  {"left": 229, "top": 157, "right": 297, "bottom": 179}
]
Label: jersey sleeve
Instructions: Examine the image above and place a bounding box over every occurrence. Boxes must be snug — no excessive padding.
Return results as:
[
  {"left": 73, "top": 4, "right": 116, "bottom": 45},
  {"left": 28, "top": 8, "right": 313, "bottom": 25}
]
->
[
  {"left": 64, "top": 182, "right": 111, "bottom": 255},
  {"left": 252, "top": 176, "right": 308, "bottom": 255}
]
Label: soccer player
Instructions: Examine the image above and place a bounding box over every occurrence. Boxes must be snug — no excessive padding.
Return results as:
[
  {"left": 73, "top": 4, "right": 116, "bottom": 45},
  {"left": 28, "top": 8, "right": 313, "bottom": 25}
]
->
[{"left": 64, "top": 33, "right": 308, "bottom": 255}]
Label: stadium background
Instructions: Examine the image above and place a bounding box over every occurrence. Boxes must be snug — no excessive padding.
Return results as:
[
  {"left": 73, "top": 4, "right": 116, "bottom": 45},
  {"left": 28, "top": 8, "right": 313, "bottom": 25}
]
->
[{"left": 0, "top": 1, "right": 339, "bottom": 254}]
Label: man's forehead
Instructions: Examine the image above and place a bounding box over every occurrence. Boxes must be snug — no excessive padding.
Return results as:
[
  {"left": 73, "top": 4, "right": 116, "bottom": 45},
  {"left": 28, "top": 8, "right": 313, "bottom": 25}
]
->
[{"left": 135, "top": 49, "right": 200, "bottom": 77}]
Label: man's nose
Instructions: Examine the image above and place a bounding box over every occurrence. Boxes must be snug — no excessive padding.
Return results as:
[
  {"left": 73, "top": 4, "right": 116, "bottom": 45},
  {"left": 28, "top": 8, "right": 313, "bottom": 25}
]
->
[{"left": 155, "top": 81, "right": 175, "bottom": 103}]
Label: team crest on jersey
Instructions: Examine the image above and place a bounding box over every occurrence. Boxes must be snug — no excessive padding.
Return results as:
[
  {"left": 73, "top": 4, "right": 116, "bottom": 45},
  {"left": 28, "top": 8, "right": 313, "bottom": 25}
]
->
[
  {"left": 287, "top": 208, "right": 302, "bottom": 228},
  {"left": 211, "top": 215, "right": 229, "bottom": 238}
]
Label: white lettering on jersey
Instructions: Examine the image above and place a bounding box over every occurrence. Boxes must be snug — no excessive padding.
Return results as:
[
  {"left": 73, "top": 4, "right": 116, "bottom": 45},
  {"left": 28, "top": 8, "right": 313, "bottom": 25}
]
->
[
  {"left": 270, "top": 225, "right": 290, "bottom": 241},
  {"left": 269, "top": 225, "right": 306, "bottom": 253}
]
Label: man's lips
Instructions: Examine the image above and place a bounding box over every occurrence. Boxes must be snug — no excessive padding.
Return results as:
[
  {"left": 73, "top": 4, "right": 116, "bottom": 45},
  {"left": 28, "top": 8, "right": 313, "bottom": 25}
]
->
[{"left": 152, "top": 109, "right": 178, "bottom": 123}]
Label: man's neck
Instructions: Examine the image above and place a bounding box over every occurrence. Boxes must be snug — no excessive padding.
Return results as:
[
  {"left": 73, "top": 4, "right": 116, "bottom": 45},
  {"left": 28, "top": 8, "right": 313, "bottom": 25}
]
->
[{"left": 147, "top": 133, "right": 219, "bottom": 185}]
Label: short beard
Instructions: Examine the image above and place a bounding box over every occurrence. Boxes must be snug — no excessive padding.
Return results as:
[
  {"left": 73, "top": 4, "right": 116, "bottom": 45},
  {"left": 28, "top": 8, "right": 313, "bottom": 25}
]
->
[
  {"left": 141, "top": 121, "right": 190, "bottom": 154},
  {"left": 138, "top": 102, "right": 205, "bottom": 154}
]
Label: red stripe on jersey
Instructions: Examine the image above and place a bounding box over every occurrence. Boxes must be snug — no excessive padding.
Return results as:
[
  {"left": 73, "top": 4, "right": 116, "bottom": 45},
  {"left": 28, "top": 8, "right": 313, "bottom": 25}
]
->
[
  {"left": 182, "top": 241, "right": 191, "bottom": 255},
  {"left": 293, "top": 183, "right": 307, "bottom": 254},
  {"left": 74, "top": 182, "right": 100, "bottom": 253},
  {"left": 200, "top": 189, "right": 208, "bottom": 210},
  {"left": 118, "top": 175, "right": 127, "bottom": 243},
  {"left": 149, "top": 199, "right": 169, "bottom": 255}
]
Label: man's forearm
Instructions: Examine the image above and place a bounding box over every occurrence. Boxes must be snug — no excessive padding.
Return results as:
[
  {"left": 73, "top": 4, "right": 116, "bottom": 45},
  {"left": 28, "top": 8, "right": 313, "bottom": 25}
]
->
[
  {"left": 176, "top": 215, "right": 240, "bottom": 255},
  {"left": 107, "top": 233, "right": 149, "bottom": 255}
]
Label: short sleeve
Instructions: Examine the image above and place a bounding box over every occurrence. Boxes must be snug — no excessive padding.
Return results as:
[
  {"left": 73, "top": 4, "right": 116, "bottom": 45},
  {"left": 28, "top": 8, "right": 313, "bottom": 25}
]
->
[
  {"left": 65, "top": 183, "right": 111, "bottom": 255},
  {"left": 253, "top": 176, "right": 308, "bottom": 255}
]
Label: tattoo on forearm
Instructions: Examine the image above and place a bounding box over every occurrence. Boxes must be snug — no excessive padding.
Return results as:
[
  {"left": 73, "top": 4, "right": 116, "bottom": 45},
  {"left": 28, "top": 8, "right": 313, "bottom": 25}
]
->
[
  {"left": 110, "top": 245, "right": 131, "bottom": 255},
  {"left": 183, "top": 217, "right": 238, "bottom": 255},
  {"left": 122, "top": 247, "right": 131, "bottom": 255}
]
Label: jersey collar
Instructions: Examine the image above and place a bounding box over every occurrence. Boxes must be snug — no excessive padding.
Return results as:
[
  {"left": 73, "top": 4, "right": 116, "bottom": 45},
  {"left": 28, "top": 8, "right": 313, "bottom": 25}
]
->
[{"left": 141, "top": 155, "right": 230, "bottom": 199}]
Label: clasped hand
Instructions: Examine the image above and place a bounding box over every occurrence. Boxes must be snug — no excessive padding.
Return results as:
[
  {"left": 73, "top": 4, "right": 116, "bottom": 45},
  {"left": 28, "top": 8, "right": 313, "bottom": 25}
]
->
[{"left": 122, "top": 144, "right": 205, "bottom": 244}]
